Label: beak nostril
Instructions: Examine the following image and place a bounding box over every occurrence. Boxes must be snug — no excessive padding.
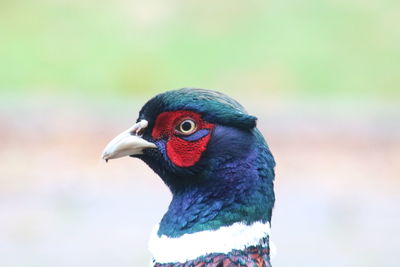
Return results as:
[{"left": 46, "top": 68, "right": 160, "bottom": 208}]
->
[
  {"left": 136, "top": 128, "right": 145, "bottom": 136},
  {"left": 131, "top": 120, "right": 148, "bottom": 136}
]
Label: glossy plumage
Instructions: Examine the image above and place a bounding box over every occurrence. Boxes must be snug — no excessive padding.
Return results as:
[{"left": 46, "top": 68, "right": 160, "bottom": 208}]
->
[{"left": 103, "top": 88, "right": 276, "bottom": 267}]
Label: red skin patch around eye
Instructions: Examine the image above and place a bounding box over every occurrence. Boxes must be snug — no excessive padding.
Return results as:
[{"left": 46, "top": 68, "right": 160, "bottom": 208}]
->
[{"left": 152, "top": 111, "right": 214, "bottom": 167}]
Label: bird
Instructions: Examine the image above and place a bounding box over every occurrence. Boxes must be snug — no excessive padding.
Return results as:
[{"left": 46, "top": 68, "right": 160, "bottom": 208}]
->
[{"left": 102, "top": 88, "right": 276, "bottom": 267}]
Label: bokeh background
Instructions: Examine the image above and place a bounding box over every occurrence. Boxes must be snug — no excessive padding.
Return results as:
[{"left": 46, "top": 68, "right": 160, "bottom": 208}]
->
[{"left": 1, "top": 0, "right": 399, "bottom": 266}]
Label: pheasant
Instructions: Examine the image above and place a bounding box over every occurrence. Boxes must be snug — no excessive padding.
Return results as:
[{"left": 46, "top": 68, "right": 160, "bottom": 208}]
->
[{"left": 102, "top": 88, "right": 276, "bottom": 267}]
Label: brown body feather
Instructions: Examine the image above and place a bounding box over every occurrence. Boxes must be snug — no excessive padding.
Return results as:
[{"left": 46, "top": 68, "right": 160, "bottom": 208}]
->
[{"left": 154, "top": 246, "right": 271, "bottom": 267}]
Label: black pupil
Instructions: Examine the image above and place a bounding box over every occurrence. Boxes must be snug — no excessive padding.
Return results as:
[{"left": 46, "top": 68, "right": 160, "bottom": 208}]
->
[{"left": 181, "top": 121, "right": 192, "bottom": 132}]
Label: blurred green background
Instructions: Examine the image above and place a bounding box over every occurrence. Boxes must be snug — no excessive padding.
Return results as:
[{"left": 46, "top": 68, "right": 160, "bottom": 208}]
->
[
  {"left": 0, "top": 0, "right": 399, "bottom": 266},
  {"left": 2, "top": 0, "right": 399, "bottom": 99}
]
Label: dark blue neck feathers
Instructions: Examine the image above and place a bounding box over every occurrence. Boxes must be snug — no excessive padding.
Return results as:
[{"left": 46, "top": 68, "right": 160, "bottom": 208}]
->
[{"left": 155, "top": 125, "right": 275, "bottom": 238}]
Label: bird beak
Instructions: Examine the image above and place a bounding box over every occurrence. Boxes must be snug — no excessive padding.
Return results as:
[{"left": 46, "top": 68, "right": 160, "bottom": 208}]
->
[{"left": 101, "top": 120, "right": 156, "bottom": 161}]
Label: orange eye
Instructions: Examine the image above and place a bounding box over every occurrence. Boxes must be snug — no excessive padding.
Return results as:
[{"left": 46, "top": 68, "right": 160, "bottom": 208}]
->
[{"left": 176, "top": 119, "right": 197, "bottom": 135}]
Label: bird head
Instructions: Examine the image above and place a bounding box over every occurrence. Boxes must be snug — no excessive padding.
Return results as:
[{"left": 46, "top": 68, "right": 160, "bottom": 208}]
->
[{"left": 102, "top": 88, "right": 275, "bottom": 238}]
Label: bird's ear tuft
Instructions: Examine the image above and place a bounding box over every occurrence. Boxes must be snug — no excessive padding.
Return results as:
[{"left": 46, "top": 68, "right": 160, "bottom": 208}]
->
[
  {"left": 231, "top": 114, "right": 257, "bottom": 129},
  {"left": 202, "top": 112, "right": 257, "bottom": 130},
  {"left": 243, "top": 115, "right": 258, "bottom": 129}
]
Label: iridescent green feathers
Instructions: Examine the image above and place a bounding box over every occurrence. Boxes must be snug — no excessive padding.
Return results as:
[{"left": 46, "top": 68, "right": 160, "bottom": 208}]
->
[{"left": 139, "top": 88, "right": 257, "bottom": 130}]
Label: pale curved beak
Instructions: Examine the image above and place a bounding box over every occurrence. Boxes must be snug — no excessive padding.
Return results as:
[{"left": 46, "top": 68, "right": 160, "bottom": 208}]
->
[{"left": 101, "top": 120, "right": 156, "bottom": 161}]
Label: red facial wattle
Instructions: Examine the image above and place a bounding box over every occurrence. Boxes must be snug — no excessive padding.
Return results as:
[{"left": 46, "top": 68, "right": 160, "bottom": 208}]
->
[{"left": 151, "top": 111, "right": 214, "bottom": 167}]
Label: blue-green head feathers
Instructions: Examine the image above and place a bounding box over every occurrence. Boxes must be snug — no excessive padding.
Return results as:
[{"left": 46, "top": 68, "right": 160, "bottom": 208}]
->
[{"left": 139, "top": 88, "right": 257, "bottom": 130}]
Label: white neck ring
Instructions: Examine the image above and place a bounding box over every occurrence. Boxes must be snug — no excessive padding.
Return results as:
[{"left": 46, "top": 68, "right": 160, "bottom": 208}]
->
[{"left": 148, "top": 221, "right": 271, "bottom": 264}]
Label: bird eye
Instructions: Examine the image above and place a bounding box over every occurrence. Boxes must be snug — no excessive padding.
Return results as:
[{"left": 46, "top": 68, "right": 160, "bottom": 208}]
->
[{"left": 176, "top": 119, "right": 197, "bottom": 135}]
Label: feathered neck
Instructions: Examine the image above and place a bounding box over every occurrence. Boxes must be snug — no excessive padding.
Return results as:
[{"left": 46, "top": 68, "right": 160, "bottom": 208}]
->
[{"left": 156, "top": 126, "right": 275, "bottom": 238}]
